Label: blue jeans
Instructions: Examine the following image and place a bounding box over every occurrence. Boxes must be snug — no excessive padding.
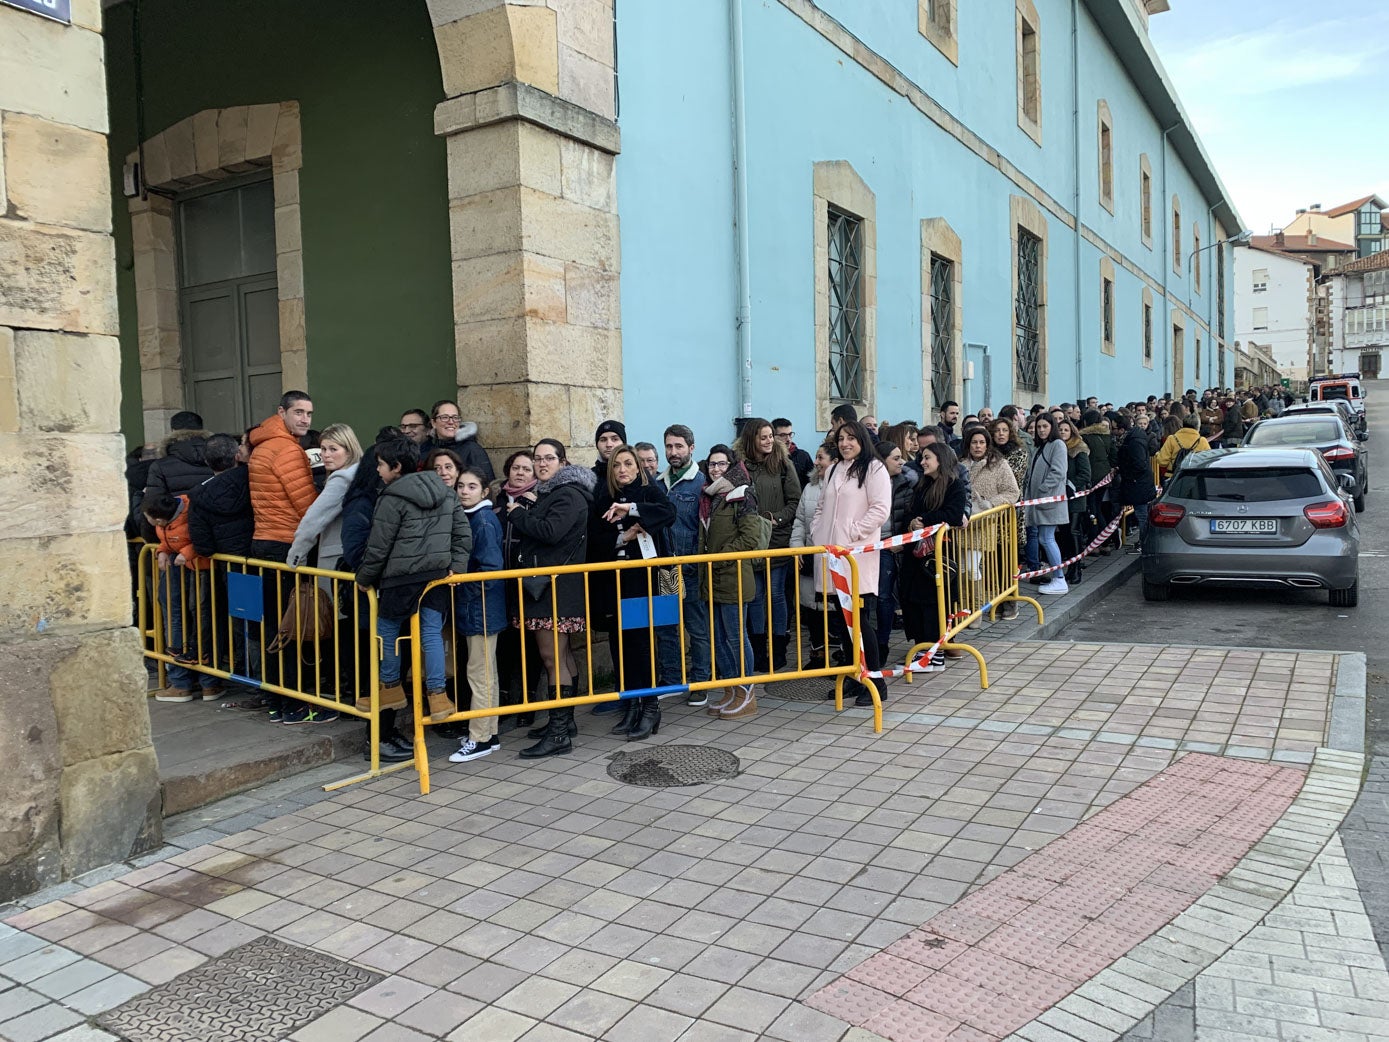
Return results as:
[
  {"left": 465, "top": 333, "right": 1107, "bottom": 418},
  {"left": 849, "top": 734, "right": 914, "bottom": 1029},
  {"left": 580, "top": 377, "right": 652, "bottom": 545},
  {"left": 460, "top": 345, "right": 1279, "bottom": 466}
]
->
[
  {"left": 159, "top": 567, "right": 216, "bottom": 691},
  {"left": 1130, "top": 502, "right": 1150, "bottom": 545},
  {"left": 1026, "top": 525, "right": 1062, "bottom": 573},
  {"left": 712, "top": 602, "right": 755, "bottom": 682},
  {"left": 876, "top": 550, "right": 899, "bottom": 651},
  {"left": 656, "top": 591, "right": 710, "bottom": 685},
  {"left": 378, "top": 605, "right": 446, "bottom": 694},
  {"left": 747, "top": 560, "right": 789, "bottom": 636}
]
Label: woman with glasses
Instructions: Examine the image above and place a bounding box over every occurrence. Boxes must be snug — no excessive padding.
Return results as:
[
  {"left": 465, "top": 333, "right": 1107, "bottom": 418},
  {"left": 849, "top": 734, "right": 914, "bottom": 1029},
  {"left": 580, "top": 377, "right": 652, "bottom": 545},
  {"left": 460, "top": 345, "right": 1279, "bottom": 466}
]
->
[
  {"left": 505, "top": 438, "right": 597, "bottom": 758},
  {"left": 493, "top": 450, "right": 541, "bottom": 727},
  {"left": 699, "top": 445, "right": 763, "bottom": 719},
  {"left": 426, "top": 399, "right": 494, "bottom": 483}
]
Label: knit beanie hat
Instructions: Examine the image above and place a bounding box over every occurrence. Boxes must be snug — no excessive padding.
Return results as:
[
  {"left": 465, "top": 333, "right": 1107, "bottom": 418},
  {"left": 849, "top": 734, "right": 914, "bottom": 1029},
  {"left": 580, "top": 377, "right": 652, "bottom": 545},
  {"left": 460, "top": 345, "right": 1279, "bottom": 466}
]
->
[{"left": 595, "top": 419, "right": 627, "bottom": 444}]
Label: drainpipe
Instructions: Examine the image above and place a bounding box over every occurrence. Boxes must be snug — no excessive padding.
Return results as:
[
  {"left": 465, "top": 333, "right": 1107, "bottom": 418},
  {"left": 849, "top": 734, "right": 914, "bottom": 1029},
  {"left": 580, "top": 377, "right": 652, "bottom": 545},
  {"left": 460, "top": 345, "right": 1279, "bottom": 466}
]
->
[
  {"left": 1206, "top": 201, "right": 1217, "bottom": 386},
  {"left": 1160, "top": 123, "right": 1178, "bottom": 394},
  {"left": 1070, "top": 0, "right": 1083, "bottom": 401},
  {"left": 730, "top": 0, "right": 754, "bottom": 418}
]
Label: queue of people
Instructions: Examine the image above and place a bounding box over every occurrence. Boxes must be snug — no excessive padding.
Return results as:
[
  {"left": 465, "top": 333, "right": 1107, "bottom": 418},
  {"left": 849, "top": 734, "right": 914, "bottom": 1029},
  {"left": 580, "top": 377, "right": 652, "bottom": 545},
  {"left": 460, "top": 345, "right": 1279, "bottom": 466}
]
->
[{"left": 127, "top": 385, "right": 1291, "bottom": 765}]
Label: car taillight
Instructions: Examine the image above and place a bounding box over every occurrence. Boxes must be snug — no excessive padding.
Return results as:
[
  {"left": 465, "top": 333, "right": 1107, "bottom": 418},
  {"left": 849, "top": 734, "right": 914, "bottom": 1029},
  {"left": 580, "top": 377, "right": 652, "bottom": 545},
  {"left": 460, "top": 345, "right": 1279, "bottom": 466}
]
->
[
  {"left": 1150, "top": 503, "right": 1186, "bottom": 528},
  {"left": 1303, "top": 501, "right": 1348, "bottom": 528},
  {"left": 1322, "top": 447, "right": 1354, "bottom": 462}
]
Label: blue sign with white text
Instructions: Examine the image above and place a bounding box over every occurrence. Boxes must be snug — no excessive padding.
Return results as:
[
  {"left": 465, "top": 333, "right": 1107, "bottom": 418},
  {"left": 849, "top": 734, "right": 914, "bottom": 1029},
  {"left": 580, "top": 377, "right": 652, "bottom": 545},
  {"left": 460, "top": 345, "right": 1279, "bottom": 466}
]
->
[{"left": 2, "top": 0, "right": 71, "bottom": 24}]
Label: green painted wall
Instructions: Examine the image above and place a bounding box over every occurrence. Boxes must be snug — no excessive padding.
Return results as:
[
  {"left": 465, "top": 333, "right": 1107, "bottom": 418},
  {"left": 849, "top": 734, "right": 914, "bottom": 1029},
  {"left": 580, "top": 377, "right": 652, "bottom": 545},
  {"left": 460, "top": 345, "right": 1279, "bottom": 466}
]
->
[{"left": 106, "top": 1, "right": 454, "bottom": 447}]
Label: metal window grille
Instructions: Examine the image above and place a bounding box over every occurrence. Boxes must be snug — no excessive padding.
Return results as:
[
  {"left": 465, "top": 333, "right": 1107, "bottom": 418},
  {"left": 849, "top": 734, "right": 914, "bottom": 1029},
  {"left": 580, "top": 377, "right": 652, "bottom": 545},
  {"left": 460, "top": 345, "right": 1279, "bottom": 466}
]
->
[
  {"left": 930, "top": 255, "right": 955, "bottom": 408},
  {"left": 1102, "top": 277, "right": 1114, "bottom": 347},
  {"left": 827, "top": 207, "right": 864, "bottom": 403},
  {"left": 1143, "top": 303, "right": 1153, "bottom": 362},
  {"left": 1015, "top": 230, "right": 1042, "bottom": 392}
]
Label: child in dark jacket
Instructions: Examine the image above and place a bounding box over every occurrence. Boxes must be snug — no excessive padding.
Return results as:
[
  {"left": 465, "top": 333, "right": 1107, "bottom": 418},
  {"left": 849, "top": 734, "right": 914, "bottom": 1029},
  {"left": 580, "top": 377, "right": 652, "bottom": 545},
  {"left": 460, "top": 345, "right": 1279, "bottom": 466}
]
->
[
  {"left": 143, "top": 493, "right": 221, "bottom": 702},
  {"left": 356, "top": 438, "right": 472, "bottom": 725},
  {"left": 448, "top": 467, "right": 508, "bottom": 763}
]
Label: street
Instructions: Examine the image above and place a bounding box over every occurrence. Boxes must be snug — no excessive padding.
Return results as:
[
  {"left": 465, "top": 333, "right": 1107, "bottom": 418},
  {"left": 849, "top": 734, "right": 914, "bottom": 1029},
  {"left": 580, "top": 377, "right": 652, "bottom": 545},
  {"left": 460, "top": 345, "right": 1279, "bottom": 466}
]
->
[{"left": 1058, "top": 381, "right": 1389, "bottom": 970}]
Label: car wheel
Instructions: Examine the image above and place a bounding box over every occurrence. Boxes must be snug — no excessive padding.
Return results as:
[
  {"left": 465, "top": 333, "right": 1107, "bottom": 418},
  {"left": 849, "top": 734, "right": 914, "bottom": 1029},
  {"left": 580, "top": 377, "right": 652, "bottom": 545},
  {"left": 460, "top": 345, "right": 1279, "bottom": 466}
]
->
[
  {"left": 1329, "top": 581, "right": 1359, "bottom": 608},
  {"left": 1142, "top": 579, "right": 1170, "bottom": 602},
  {"left": 1354, "top": 491, "right": 1366, "bottom": 513}
]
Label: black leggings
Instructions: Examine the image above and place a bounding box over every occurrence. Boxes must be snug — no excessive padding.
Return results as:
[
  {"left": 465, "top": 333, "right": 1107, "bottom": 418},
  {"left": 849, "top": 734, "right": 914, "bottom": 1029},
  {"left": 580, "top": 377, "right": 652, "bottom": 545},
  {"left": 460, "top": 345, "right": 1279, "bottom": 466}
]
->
[{"left": 828, "top": 593, "right": 884, "bottom": 691}]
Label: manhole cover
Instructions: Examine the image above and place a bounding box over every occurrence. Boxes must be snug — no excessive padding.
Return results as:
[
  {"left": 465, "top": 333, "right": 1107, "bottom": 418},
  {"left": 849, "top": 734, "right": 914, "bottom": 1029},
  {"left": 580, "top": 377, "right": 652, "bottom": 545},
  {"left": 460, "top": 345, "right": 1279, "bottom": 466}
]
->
[
  {"left": 608, "top": 744, "right": 740, "bottom": 787},
  {"left": 97, "top": 936, "right": 382, "bottom": 1041}
]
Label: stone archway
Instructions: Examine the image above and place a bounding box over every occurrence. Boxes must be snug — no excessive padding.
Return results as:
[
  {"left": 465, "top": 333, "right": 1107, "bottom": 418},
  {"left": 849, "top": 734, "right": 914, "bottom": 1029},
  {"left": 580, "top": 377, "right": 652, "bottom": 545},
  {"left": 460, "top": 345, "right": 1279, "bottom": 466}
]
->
[
  {"left": 127, "top": 103, "right": 306, "bottom": 443},
  {"left": 424, "top": 0, "right": 623, "bottom": 459}
]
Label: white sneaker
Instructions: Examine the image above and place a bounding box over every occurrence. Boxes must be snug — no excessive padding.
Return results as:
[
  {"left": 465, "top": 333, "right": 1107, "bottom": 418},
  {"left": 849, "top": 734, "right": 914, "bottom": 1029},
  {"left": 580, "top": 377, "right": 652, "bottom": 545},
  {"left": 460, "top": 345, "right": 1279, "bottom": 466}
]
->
[
  {"left": 1038, "top": 578, "right": 1069, "bottom": 596},
  {"left": 919, "top": 650, "right": 947, "bottom": 672},
  {"left": 450, "top": 737, "right": 497, "bottom": 763}
]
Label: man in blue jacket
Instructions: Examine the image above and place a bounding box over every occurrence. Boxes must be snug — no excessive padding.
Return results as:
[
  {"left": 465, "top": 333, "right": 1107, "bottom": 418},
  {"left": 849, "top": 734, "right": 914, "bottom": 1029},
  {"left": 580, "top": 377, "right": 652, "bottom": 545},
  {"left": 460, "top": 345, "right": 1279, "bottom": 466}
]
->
[{"left": 657, "top": 424, "right": 711, "bottom": 702}]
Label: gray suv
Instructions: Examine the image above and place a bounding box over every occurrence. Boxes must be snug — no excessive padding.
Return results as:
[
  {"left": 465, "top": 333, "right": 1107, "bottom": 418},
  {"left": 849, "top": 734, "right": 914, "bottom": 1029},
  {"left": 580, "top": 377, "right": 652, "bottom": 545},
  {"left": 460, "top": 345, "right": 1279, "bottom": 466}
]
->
[{"left": 1141, "top": 448, "right": 1359, "bottom": 607}]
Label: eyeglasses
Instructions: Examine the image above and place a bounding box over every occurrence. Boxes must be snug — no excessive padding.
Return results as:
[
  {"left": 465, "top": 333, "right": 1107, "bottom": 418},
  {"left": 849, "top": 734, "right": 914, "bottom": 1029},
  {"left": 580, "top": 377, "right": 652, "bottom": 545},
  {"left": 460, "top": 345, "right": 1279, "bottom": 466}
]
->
[
  {"left": 434, "top": 416, "right": 461, "bottom": 426},
  {"left": 774, "top": 431, "right": 793, "bottom": 439},
  {"left": 707, "top": 460, "right": 730, "bottom": 470},
  {"left": 533, "top": 454, "right": 560, "bottom": 463}
]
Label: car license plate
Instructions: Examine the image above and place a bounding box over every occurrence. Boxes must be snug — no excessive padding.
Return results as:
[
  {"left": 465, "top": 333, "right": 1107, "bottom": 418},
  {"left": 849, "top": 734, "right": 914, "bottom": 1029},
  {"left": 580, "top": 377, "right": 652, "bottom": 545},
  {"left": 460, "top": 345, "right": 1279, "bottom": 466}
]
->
[{"left": 1210, "top": 519, "right": 1277, "bottom": 534}]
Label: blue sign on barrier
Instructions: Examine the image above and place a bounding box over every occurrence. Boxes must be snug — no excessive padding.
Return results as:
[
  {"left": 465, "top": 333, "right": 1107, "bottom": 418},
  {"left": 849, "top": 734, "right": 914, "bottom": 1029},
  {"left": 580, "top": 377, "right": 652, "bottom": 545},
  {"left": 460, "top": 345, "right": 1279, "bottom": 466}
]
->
[
  {"left": 618, "top": 595, "right": 681, "bottom": 630},
  {"left": 2, "top": 0, "right": 71, "bottom": 24},
  {"left": 226, "top": 572, "right": 264, "bottom": 622}
]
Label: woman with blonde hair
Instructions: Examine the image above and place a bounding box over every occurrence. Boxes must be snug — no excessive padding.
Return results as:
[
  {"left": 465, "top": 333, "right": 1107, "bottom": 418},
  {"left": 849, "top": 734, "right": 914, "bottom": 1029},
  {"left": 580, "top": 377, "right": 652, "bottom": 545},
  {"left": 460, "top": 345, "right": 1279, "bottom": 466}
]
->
[{"left": 289, "top": 422, "right": 362, "bottom": 571}]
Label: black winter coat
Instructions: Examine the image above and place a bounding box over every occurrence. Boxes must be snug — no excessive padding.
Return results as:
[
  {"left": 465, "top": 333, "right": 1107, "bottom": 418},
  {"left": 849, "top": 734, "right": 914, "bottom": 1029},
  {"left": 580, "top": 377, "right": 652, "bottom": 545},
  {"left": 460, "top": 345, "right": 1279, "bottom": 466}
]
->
[
  {"left": 356, "top": 471, "right": 473, "bottom": 593},
  {"left": 144, "top": 430, "right": 213, "bottom": 501},
  {"left": 588, "top": 478, "right": 677, "bottom": 627},
  {"left": 1117, "top": 430, "right": 1156, "bottom": 506},
  {"left": 897, "top": 474, "right": 969, "bottom": 605},
  {"left": 508, "top": 464, "right": 596, "bottom": 621},
  {"left": 188, "top": 466, "right": 254, "bottom": 559}
]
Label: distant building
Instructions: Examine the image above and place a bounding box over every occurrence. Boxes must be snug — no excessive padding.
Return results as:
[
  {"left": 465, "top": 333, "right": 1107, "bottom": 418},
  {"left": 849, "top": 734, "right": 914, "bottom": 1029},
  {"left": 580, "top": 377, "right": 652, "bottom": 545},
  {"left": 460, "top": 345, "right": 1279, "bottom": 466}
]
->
[
  {"left": 1322, "top": 251, "right": 1389, "bottom": 379},
  {"left": 1284, "top": 196, "right": 1387, "bottom": 260},
  {"left": 1233, "top": 341, "right": 1280, "bottom": 390},
  {"left": 1234, "top": 231, "right": 1356, "bottom": 383}
]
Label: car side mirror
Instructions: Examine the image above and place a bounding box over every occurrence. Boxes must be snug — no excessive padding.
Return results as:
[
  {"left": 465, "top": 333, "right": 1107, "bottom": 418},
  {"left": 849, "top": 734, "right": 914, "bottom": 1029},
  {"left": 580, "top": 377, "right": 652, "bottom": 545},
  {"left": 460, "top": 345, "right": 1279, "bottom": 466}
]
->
[{"left": 1337, "top": 473, "right": 1357, "bottom": 493}]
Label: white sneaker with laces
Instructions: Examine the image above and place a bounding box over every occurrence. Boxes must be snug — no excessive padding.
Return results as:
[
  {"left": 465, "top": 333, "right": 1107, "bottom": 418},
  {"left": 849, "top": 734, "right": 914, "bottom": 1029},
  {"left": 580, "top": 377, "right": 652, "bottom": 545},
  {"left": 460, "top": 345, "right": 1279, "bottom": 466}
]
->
[
  {"left": 1038, "top": 577, "right": 1069, "bottom": 596},
  {"left": 450, "top": 737, "right": 497, "bottom": 763},
  {"left": 922, "top": 650, "right": 947, "bottom": 672}
]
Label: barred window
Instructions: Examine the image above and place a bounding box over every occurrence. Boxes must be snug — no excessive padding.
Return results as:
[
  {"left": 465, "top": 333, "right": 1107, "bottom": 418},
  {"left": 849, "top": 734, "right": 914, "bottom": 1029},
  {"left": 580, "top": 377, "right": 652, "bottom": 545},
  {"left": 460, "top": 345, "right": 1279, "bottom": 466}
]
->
[
  {"left": 1015, "top": 229, "right": 1042, "bottom": 392},
  {"left": 1143, "top": 302, "right": 1153, "bottom": 363},
  {"left": 929, "top": 255, "right": 955, "bottom": 409},
  {"left": 1102, "top": 275, "right": 1114, "bottom": 349},
  {"left": 827, "top": 207, "right": 864, "bottom": 403},
  {"left": 1217, "top": 247, "right": 1227, "bottom": 339}
]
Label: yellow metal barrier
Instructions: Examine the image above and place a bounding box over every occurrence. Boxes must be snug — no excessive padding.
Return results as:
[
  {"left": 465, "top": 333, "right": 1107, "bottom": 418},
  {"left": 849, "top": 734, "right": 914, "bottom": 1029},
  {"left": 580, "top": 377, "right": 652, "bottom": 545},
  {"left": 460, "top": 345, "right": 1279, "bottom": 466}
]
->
[
  {"left": 901, "top": 503, "right": 1042, "bottom": 690},
  {"left": 134, "top": 544, "right": 404, "bottom": 789},
  {"left": 408, "top": 546, "right": 865, "bottom": 795}
]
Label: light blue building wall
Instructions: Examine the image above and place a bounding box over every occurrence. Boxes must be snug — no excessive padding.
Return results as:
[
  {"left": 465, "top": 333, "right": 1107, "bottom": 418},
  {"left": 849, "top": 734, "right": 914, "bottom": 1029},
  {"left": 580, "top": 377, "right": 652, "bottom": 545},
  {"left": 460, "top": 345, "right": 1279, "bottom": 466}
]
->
[{"left": 615, "top": 0, "right": 1241, "bottom": 448}]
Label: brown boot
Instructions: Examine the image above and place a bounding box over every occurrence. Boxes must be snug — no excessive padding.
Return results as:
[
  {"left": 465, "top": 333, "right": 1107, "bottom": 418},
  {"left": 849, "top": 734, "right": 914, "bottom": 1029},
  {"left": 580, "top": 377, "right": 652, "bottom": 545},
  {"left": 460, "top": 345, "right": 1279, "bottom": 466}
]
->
[
  {"left": 705, "top": 688, "right": 734, "bottom": 716},
  {"left": 718, "top": 685, "right": 758, "bottom": 719},
  {"left": 377, "top": 683, "right": 407, "bottom": 711},
  {"left": 427, "top": 691, "right": 456, "bottom": 722}
]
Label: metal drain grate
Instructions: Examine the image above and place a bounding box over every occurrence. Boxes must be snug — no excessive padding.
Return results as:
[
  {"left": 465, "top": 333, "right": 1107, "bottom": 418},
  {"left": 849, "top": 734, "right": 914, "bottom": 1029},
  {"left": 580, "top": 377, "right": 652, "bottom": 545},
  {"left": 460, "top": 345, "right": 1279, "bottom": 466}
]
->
[
  {"left": 608, "top": 744, "right": 740, "bottom": 787},
  {"left": 96, "top": 935, "right": 382, "bottom": 1041}
]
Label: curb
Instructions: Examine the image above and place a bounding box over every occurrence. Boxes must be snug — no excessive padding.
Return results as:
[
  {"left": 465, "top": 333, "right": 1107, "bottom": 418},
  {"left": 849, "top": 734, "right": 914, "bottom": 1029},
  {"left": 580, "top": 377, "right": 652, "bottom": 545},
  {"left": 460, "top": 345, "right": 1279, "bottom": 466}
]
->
[
  {"left": 1328, "top": 651, "right": 1368, "bottom": 754},
  {"left": 1004, "top": 745, "right": 1366, "bottom": 1042},
  {"left": 1008, "top": 553, "right": 1142, "bottom": 643}
]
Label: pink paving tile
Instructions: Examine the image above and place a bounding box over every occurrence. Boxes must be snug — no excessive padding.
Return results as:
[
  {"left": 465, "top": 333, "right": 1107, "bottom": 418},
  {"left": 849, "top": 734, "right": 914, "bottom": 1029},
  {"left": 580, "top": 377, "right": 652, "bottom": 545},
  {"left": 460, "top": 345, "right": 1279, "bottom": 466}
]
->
[
  {"left": 805, "top": 977, "right": 898, "bottom": 1025},
  {"left": 861, "top": 999, "right": 961, "bottom": 1042},
  {"left": 846, "top": 953, "right": 936, "bottom": 997},
  {"left": 806, "top": 753, "right": 1305, "bottom": 1035}
]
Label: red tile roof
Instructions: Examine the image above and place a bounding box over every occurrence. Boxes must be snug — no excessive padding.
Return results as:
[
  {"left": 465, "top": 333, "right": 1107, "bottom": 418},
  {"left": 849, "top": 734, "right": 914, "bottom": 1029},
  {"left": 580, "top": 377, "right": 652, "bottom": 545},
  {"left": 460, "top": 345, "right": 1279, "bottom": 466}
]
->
[
  {"left": 1335, "top": 251, "right": 1389, "bottom": 274},
  {"left": 1322, "top": 195, "right": 1386, "bottom": 217},
  {"left": 1250, "top": 234, "right": 1356, "bottom": 254}
]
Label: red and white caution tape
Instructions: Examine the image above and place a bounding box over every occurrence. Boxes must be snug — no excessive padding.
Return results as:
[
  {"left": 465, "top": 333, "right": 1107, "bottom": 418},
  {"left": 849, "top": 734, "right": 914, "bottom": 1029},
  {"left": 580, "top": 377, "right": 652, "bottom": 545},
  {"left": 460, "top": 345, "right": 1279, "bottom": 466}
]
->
[
  {"left": 1015, "top": 469, "right": 1114, "bottom": 509},
  {"left": 1015, "top": 510, "right": 1127, "bottom": 580}
]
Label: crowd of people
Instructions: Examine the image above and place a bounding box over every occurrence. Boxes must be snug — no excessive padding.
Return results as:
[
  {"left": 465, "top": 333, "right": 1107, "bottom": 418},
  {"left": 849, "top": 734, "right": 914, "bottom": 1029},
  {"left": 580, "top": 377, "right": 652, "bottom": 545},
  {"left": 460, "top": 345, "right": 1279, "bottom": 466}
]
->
[{"left": 126, "top": 383, "right": 1296, "bottom": 765}]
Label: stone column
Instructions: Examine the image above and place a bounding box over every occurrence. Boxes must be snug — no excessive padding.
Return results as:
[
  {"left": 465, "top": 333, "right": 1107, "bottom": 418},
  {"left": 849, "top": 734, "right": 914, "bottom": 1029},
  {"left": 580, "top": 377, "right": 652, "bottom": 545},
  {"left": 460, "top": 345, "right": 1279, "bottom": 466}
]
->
[
  {"left": 428, "top": 0, "right": 622, "bottom": 463},
  {"left": 0, "top": 4, "right": 161, "bottom": 898}
]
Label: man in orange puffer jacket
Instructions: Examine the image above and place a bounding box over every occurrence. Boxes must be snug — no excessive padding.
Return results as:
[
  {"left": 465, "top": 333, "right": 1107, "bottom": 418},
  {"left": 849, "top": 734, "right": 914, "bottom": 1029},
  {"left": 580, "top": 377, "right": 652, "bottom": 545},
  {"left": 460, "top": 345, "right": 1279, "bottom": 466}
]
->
[{"left": 247, "top": 391, "right": 319, "bottom": 719}]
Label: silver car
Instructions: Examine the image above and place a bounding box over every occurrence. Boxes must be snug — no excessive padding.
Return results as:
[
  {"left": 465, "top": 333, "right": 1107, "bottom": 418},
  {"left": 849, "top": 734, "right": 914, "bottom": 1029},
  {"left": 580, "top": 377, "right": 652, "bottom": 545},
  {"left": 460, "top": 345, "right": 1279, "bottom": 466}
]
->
[{"left": 1141, "top": 448, "right": 1359, "bottom": 607}]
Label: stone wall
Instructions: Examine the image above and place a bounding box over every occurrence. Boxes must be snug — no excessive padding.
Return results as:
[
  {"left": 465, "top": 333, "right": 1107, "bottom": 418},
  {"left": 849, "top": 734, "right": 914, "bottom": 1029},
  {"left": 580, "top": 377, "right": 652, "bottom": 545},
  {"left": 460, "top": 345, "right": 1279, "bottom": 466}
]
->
[
  {"left": 0, "top": 2, "right": 161, "bottom": 900},
  {"left": 427, "top": 0, "right": 623, "bottom": 464}
]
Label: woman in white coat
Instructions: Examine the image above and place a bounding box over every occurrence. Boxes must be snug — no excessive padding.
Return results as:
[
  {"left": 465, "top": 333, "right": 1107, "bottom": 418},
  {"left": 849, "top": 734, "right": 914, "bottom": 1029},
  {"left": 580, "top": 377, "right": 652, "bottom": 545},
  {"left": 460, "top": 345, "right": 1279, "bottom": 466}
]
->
[{"left": 811, "top": 421, "right": 892, "bottom": 706}]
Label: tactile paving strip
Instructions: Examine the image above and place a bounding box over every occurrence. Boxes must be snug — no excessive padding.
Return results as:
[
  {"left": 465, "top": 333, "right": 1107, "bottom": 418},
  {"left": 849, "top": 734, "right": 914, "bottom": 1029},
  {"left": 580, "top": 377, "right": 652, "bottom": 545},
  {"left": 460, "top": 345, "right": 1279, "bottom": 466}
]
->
[
  {"left": 607, "top": 744, "right": 741, "bottom": 787},
  {"left": 96, "top": 936, "right": 382, "bottom": 1041},
  {"left": 806, "top": 753, "right": 1305, "bottom": 1042}
]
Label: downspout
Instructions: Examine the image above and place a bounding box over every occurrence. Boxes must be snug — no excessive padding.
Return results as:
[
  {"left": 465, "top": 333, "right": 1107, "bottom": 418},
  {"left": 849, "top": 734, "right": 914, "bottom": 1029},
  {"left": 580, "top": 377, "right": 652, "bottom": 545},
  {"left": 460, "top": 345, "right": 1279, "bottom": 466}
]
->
[
  {"left": 1070, "top": 0, "right": 1083, "bottom": 400},
  {"left": 1160, "top": 123, "right": 1178, "bottom": 394},
  {"left": 1206, "top": 201, "right": 1216, "bottom": 387},
  {"left": 730, "top": 0, "right": 754, "bottom": 418}
]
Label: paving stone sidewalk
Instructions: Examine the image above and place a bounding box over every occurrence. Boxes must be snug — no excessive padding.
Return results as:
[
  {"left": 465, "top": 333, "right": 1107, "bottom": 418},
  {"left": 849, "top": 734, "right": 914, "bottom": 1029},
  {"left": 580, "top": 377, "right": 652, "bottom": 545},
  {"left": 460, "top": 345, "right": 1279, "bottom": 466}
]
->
[{"left": 0, "top": 641, "right": 1357, "bottom": 1042}]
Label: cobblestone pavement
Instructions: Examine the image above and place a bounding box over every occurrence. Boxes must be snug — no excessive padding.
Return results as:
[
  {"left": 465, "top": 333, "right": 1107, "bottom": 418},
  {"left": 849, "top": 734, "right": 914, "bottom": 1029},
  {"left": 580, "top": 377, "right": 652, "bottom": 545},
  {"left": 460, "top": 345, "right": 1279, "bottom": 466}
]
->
[{"left": 0, "top": 642, "right": 1364, "bottom": 1042}]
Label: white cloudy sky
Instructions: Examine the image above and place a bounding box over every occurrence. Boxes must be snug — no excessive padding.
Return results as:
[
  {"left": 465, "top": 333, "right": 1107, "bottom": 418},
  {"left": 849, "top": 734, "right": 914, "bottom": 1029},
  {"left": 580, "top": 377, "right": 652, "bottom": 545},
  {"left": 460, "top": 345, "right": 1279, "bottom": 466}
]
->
[{"left": 1148, "top": 0, "right": 1389, "bottom": 236}]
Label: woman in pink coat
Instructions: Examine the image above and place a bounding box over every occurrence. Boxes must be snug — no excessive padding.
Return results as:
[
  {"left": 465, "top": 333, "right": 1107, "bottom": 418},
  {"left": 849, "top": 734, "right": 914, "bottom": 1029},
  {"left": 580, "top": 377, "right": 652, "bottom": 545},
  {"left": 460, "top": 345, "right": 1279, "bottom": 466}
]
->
[{"left": 812, "top": 420, "right": 893, "bottom": 707}]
